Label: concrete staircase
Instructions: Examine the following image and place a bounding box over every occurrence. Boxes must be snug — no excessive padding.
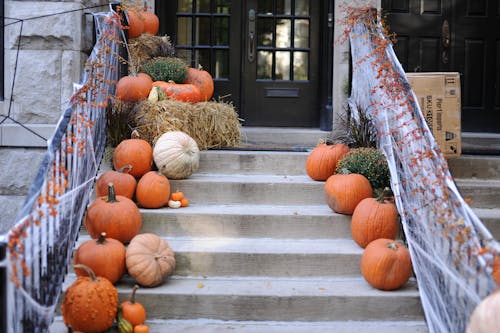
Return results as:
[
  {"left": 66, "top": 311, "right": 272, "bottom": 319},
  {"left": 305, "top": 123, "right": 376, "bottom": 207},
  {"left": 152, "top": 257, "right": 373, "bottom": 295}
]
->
[{"left": 49, "top": 128, "right": 500, "bottom": 333}]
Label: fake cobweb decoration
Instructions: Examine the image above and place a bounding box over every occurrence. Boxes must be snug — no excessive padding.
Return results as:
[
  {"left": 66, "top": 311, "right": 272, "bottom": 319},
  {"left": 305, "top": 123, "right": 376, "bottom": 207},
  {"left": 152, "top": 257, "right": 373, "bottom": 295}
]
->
[{"left": 344, "top": 7, "right": 500, "bottom": 333}]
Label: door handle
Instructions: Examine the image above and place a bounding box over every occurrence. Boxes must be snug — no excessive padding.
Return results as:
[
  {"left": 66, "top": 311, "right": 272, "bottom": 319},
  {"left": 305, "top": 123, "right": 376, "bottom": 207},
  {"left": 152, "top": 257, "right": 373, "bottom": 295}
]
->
[
  {"left": 441, "top": 19, "right": 450, "bottom": 64},
  {"left": 248, "top": 9, "right": 256, "bottom": 63}
]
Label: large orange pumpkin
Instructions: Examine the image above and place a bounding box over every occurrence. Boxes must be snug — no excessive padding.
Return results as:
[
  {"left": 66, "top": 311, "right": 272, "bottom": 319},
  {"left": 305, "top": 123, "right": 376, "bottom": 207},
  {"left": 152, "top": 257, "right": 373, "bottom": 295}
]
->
[
  {"left": 116, "top": 73, "right": 153, "bottom": 102},
  {"left": 305, "top": 142, "right": 349, "bottom": 181},
  {"left": 95, "top": 165, "right": 137, "bottom": 199},
  {"left": 73, "top": 232, "right": 126, "bottom": 284},
  {"left": 360, "top": 238, "right": 412, "bottom": 291},
  {"left": 113, "top": 138, "right": 153, "bottom": 179},
  {"left": 324, "top": 172, "right": 373, "bottom": 215},
  {"left": 84, "top": 183, "right": 142, "bottom": 244},
  {"left": 184, "top": 66, "right": 214, "bottom": 101},
  {"left": 152, "top": 81, "right": 203, "bottom": 103},
  {"left": 126, "top": 233, "right": 176, "bottom": 287},
  {"left": 351, "top": 188, "right": 399, "bottom": 248},
  {"left": 62, "top": 264, "right": 118, "bottom": 333},
  {"left": 135, "top": 171, "right": 171, "bottom": 209}
]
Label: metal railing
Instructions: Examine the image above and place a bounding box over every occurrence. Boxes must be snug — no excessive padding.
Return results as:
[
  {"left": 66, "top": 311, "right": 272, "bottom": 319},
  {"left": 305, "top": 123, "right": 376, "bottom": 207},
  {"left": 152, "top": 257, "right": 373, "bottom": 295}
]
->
[{"left": 0, "top": 7, "right": 124, "bottom": 332}]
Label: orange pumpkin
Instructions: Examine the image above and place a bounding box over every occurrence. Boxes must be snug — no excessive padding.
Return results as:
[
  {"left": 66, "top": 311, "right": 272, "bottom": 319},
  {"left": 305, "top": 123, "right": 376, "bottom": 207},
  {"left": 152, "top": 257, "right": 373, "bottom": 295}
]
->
[
  {"left": 84, "top": 183, "right": 142, "bottom": 244},
  {"left": 184, "top": 66, "right": 214, "bottom": 101},
  {"left": 126, "top": 9, "right": 144, "bottom": 38},
  {"left": 113, "top": 138, "right": 153, "bottom": 179},
  {"left": 351, "top": 188, "right": 399, "bottom": 248},
  {"left": 121, "top": 285, "right": 147, "bottom": 326},
  {"left": 152, "top": 81, "right": 203, "bottom": 103},
  {"left": 126, "top": 233, "right": 176, "bottom": 287},
  {"left": 73, "top": 232, "right": 126, "bottom": 284},
  {"left": 95, "top": 165, "right": 137, "bottom": 199},
  {"left": 141, "top": 11, "right": 159, "bottom": 35},
  {"left": 324, "top": 172, "right": 373, "bottom": 215},
  {"left": 62, "top": 264, "right": 118, "bottom": 333},
  {"left": 135, "top": 171, "right": 171, "bottom": 208},
  {"left": 360, "top": 238, "right": 412, "bottom": 290},
  {"left": 170, "top": 191, "right": 184, "bottom": 201},
  {"left": 134, "top": 324, "right": 150, "bottom": 333},
  {"left": 116, "top": 73, "right": 153, "bottom": 102},
  {"left": 305, "top": 142, "right": 349, "bottom": 181}
]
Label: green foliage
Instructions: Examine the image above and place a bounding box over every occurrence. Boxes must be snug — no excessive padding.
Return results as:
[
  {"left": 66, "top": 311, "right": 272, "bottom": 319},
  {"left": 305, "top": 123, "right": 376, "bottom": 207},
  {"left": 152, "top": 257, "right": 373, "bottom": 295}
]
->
[
  {"left": 336, "top": 147, "right": 390, "bottom": 190},
  {"left": 141, "top": 57, "right": 188, "bottom": 83}
]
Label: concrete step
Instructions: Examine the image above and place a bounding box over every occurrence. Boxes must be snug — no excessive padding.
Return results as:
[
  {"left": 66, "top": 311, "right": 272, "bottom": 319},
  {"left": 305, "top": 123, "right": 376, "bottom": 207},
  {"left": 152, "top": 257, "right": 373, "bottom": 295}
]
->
[
  {"left": 136, "top": 204, "right": 352, "bottom": 239},
  {"left": 76, "top": 235, "right": 364, "bottom": 278},
  {"left": 448, "top": 155, "right": 500, "bottom": 179},
  {"left": 240, "top": 127, "right": 327, "bottom": 149},
  {"left": 50, "top": 317, "right": 428, "bottom": 333},
  {"left": 58, "top": 275, "right": 424, "bottom": 322},
  {"left": 169, "top": 174, "right": 500, "bottom": 208}
]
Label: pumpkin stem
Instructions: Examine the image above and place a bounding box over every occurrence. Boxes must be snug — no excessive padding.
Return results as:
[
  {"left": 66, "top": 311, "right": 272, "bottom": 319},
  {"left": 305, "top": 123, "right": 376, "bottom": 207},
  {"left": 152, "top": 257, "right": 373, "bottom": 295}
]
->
[
  {"left": 117, "top": 164, "right": 133, "bottom": 173},
  {"left": 73, "top": 264, "right": 98, "bottom": 281},
  {"left": 130, "top": 284, "right": 139, "bottom": 304},
  {"left": 97, "top": 232, "right": 107, "bottom": 244},
  {"left": 376, "top": 187, "right": 394, "bottom": 203},
  {"left": 386, "top": 242, "right": 399, "bottom": 251},
  {"left": 106, "top": 183, "right": 119, "bottom": 203}
]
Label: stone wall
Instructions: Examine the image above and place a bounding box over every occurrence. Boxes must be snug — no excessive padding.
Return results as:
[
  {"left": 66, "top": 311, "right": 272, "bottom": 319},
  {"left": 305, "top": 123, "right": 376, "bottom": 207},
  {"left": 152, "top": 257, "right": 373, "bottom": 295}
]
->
[{"left": 0, "top": 0, "right": 107, "bottom": 232}]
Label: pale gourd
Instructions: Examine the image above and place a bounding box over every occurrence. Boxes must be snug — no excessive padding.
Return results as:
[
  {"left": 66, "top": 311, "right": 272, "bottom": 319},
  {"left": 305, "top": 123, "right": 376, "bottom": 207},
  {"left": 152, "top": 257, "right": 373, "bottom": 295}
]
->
[
  {"left": 466, "top": 290, "right": 500, "bottom": 333},
  {"left": 153, "top": 131, "right": 200, "bottom": 179}
]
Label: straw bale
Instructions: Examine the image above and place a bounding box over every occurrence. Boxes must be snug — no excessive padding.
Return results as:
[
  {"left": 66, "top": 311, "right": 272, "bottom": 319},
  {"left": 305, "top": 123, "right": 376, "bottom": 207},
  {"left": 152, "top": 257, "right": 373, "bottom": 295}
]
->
[
  {"left": 130, "top": 99, "right": 241, "bottom": 150},
  {"left": 128, "top": 34, "right": 174, "bottom": 73}
]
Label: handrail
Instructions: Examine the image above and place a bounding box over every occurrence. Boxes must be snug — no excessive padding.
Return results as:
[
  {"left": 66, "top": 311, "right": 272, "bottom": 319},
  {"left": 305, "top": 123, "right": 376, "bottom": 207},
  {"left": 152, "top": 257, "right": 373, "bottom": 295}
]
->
[{"left": 0, "top": 8, "right": 124, "bottom": 332}]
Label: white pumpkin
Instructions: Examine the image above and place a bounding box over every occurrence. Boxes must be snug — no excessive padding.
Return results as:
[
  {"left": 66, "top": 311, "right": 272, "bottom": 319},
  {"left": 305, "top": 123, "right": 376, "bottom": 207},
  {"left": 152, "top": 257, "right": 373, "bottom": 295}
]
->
[
  {"left": 466, "top": 290, "right": 500, "bottom": 333},
  {"left": 153, "top": 131, "right": 200, "bottom": 179}
]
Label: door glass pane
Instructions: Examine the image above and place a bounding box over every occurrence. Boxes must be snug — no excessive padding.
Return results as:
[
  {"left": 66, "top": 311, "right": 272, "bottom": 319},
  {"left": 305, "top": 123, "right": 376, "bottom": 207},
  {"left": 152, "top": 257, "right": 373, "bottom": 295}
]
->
[
  {"left": 276, "top": 19, "right": 291, "bottom": 48},
  {"left": 257, "top": 51, "right": 273, "bottom": 79},
  {"left": 177, "top": 49, "right": 192, "bottom": 64},
  {"left": 276, "top": 0, "right": 292, "bottom": 15},
  {"left": 196, "top": 0, "right": 211, "bottom": 12},
  {"left": 196, "top": 17, "right": 211, "bottom": 45},
  {"left": 293, "top": 51, "right": 308, "bottom": 80},
  {"left": 215, "top": 17, "right": 229, "bottom": 45},
  {"left": 178, "top": 0, "right": 192, "bottom": 12},
  {"left": 196, "top": 49, "right": 211, "bottom": 70},
  {"left": 177, "top": 17, "right": 193, "bottom": 45},
  {"left": 258, "top": 2, "right": 273, "bottom": 15},
  {"left": 258, "top": 18, "right": 274, "bottom": 47},
  {"left": 215, "top": 0, "right": 230, "bottom": 13},
  {"left": 294, "top": 19, "right": 309, "bottom": 48},
  {"left": 275, "top": 51, "right": 290, "bottom": 80},
  {"left": 295, "top": 0, "right": 309, "bottom": 15},
  {"left": 215, "top": 50, "right": 229, "bottom": 79}
]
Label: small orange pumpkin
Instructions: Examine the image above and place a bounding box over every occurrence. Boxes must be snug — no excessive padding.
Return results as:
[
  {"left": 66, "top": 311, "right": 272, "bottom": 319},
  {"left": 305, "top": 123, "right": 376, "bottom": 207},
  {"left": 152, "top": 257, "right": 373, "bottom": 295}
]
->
[
  {"left": 141, "top": 11, "right": 159, "bottom": 35},
  {"left": 360, "top": 238, "right": 412, "bottom": 290},
  {"left": 116, "top": 73, "right": 153, "bottom": 102},
  {"left": 134, "top": 324, "right": 150, "bottom": 333},
  {"left": 113, "top": 138, "right": 153, "bottom": 179},
  {"left": 84, "top": 183, "right": 142, "bottom": 244},
  {"left": 351, "top": 187, "right": 399, "bottom": 248},
  {"left": 170, "top": 191, "right": 184, "bottom": 201},
  {"left": 324, "top": 171, "right": 373, "bottom": 215},
  {"left": 62, "top": 264, "right": 118, "bottom": 333},
  {"left": 184, "top": 66, "right": 214, "bottom": 101},
  {"left": 95, "top": 165, "right": 137, "bottom": 199},
  {"left": 125, "top": 9, "right": 144, "bottom": 38},
  {"left": 305, "top": 141, "right": 350, "bottom": 181},
  {"left": 135, "top": 171, "right": 171, "bottom": 208},
  {"left": 73, "top": 232, "right": 126, "bottom": 284},
  {"left": 152, "top": 81, "right": 203, "bottom": 103},
  {"left": 180, "top": 198, "right": 189, "bottom": 207},
  {"left": 121, "top": 284, "right": 147, "bottom": 326}
]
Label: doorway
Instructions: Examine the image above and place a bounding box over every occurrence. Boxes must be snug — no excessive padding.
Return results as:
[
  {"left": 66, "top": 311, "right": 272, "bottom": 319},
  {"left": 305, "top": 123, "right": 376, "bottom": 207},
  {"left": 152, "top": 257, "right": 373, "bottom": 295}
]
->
[{"left": 156, "top": 0, "right": 332, "bottom": 128}]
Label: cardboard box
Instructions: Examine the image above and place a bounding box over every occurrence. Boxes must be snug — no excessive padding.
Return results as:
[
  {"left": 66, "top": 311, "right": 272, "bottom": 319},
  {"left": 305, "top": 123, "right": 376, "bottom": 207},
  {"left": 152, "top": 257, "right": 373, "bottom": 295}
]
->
[{"left": 406, "top": 72, "right": 462, "bottom": 158}]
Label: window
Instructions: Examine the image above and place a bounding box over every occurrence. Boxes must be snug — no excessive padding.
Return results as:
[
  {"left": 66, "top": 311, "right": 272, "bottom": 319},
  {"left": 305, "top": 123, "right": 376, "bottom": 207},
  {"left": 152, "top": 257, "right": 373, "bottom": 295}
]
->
[{"left": 1, "top": 0, "right": 4, "bottom": 101}]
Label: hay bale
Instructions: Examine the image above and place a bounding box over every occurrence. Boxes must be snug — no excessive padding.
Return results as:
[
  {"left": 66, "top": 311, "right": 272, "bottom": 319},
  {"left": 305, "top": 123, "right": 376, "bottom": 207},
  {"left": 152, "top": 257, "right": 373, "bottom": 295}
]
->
[
  {"left": 128, "top": 34, "right": 174, "bottom": 73},
  {"left": 131, "top": 99, "right": 241, "bottom": 150}
]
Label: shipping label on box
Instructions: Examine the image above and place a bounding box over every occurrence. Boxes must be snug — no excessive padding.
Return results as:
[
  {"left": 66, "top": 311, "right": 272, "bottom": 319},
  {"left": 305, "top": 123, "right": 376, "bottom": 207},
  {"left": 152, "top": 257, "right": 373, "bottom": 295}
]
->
[{"left": 406, "top": 72, "right": 462, "bottom": 158}]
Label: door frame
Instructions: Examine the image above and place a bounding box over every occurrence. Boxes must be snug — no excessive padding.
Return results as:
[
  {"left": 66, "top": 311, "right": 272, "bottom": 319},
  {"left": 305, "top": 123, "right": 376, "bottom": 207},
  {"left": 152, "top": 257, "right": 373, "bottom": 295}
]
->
[{"left": 155, "top": 0, "right": 334, "bottom": 130}]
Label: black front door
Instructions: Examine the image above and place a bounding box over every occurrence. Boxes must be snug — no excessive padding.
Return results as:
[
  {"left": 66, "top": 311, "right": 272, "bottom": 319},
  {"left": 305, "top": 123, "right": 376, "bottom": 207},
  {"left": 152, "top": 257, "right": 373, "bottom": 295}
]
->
[
  {"left": 382, "top": 0, "right": 500, "bottom": 133},
  {"left": 156, "top": 0, "right": 328, "bottom": 128}
]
